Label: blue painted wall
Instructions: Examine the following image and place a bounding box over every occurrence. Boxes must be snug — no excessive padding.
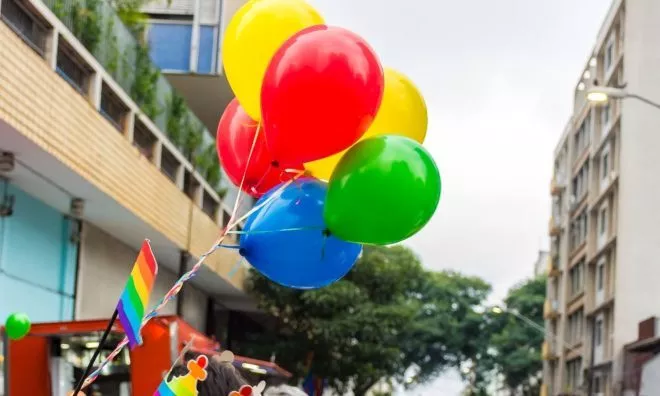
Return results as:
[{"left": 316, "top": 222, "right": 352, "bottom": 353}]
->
[{"left": 0, "top": 183, "right": 77, "bottom": 323}]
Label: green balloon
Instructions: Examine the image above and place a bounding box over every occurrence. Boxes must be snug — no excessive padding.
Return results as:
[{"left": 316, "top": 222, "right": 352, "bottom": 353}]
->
[
  {"left": 5, "top": 312, "right": 31, "bottom": 340},
  {"left": 324, "top": 135, "right": 441, "bottom": 245}
]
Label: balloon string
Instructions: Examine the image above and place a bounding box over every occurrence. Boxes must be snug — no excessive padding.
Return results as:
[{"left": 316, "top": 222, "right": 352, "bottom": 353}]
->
[
  {"left": 227, "top": 256, "right": 246, "bottom": 279},
  {"left": 227, "top": 226, "right": 323, "bottom": 235},
  {"left": 81, "top": 122, "right": 270, "bottom": 389},
  {"left": 81, "top": 171, "right": 307, "bottom": 388},
  {"left": 217, "top": 244, "right": 241, "bottom": 249},
  {"left": 230, "top": 123, "right": 261, "bottom": 222},
  {"left": 250, "top": 163, "right": 273, "bottom": 196}
]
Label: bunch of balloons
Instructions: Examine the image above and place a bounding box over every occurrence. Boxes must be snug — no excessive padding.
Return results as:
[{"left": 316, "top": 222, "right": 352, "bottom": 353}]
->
[{"left": 217, "top": 0, "right": 441, "bottom": 289}]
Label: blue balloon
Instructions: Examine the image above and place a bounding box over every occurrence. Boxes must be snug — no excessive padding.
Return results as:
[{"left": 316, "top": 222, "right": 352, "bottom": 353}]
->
[{"left": 240, "top": 178, "right": 362, "bottom": 289}]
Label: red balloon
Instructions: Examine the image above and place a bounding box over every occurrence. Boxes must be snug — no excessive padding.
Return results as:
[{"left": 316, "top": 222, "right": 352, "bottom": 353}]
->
[
  {"left": 261, "top": 25, "right": 384, "bottom": 165},
  {"left": 216, "top": 99, "right": 304, "bottom": 198}
]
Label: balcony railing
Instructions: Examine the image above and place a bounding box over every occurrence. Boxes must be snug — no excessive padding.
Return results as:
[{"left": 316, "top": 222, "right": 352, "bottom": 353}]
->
[
  {"left": 547, "top": 255, "right": 560, "bottom": 277},
  {"left": 550, "top": 173, "right": 566, "bottom": 195},
  {"left": 542, "top": 340, "right": 558, "bottom": 360},
  {"left": 0, "top": 0, "right": 236, "bottom": 221},
  {"left": 41, "top": 0, "right": 197, "bottom": 135},
  {"left": 548, "top": 216, "right": 561, "bottom": 237},
  {"left": 544, "top": 299, "right": 560, "bottom": 320}
]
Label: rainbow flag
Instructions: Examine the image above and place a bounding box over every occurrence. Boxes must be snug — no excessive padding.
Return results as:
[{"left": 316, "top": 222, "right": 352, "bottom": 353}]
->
[
  {"left": 154, "top": 355, "right": 208, "bottom": 396},
  {"left": 117, "top": 240, "right": 158, "bottom": 349}
]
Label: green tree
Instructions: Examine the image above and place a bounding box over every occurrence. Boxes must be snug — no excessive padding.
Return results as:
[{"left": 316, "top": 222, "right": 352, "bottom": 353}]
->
[
  {"left": 242, "top": 245, "right": 491, "bottom": 396},
  {"left": 474, "top": 276, "right": 546, "bottom": 395}
]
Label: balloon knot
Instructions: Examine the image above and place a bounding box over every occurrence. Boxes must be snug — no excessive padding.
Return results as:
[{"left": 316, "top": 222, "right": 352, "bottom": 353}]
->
[
  {"left": 238, "top": 248, "right": 247, "bottom": 256},
  {"left": 271, "top": 160, "right": 280, "bottom": 168},
  {"left": 322, "top": 228, "right": 331, "bottom": 238}
]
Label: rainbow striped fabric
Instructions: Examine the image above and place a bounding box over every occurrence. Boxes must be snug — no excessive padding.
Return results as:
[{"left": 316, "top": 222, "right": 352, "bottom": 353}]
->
[
  {"left": 154, "top": 355, "right": 208, "bottom": 396},
  {"left": 303, "top": 370, "right": 325, "bottom": 396},
  {"left": 117, "top": 240, "right": 158, "bottom": 349}
]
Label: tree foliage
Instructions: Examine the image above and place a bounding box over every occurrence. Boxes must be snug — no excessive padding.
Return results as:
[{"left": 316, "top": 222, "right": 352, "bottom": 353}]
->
[
  {"left": 242, "top": 245, "right": 491, "bottom": 396},
  {"left": 471, "top": 276, "right": 546, "bottom": 395}
]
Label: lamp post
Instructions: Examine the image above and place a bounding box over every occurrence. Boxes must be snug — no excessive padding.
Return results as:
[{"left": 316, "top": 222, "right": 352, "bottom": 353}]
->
[
  {"left": 586, "top": 86, "right": 660, "bottom": 110},
  {"left": 490, "top": 306, "right": 573, "bottom": 350}
]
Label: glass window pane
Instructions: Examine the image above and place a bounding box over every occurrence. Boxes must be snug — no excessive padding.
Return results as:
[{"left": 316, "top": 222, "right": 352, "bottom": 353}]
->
[
  {"left": 198, "top": 25, "right": 216, "bottom": 74},
  {"left": 148, "top": 23, "right": 192, "bottom": 71}
]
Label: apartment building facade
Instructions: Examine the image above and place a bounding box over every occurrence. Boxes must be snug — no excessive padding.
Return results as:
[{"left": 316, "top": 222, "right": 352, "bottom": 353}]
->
[
  {"left": 0, "top": 0, "right": 256, "bottom": 345},
  {"left": 542, "top": 1, "right": 660, "bottom": 395}
]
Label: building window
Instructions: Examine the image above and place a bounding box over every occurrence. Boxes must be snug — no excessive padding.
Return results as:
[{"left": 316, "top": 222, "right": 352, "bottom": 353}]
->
[
  {"left": 202, "top": 191, "right": 218, "bottom": 219},
  {"left": 1, "top": 0, "right": 48, "bottom": 55},
  {"left": 56, "top": 41, "right": 92, "bottom": 94},
  {"left": 604, "top": 36, "right": 614, "bottom": 71},
  {"left": 197, "top": 25, "right": 217, "bottom": 74},
  {"left": 566, "top": 357, "right": 583, "bottom": 390},
  {"left": 601, "top": 103, "right": 611, "bottom": 129},
  {"left": 597, "top": 263, "right": 605, "bottom": 291},
  {"left": 595, "top": 318, "right": 604, "bottom": 346},
  {"left": 599, "top": 207, "right": 608, "bottom": 236},
  {"left": 569, "top": 260, "right": 585, "bottom": 297},
  {"left": 133, "top": 120, "right": 157, "bottom": 160},
  {"left": 574, "top": 114, "right": 592, "bottom": 158},
  {"left": 148, "top": 22, "right": 192, "bottom": 71},
  {"left": 221, "top": 209, "right": 231, "bottom": 230},
  {"left": 601, "top": 151, "right": 610, "bottom": 180},
  {"left": 571, "top": 162, "right": 589, "bottom": 203},
  {"left": 593, "top": 375, "right": 602, "bottom": 393},
  {"left": 184, "top": 170, "right": 200, "bottom": 200},
  {"left": 604, "top": 43, "right": 613, "bottom": 70},
  {"left": 160, "top": 149, "right": 180, "bottom": 182},
  {"left": 569, "top": 210, "right": 588, "bottom": 250},
  {"left": 100, "top": 83, "right": 129, "bottom": 132}
]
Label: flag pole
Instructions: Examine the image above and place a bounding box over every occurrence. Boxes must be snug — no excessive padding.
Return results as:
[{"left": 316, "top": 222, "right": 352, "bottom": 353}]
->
[{"left": 72, "top": 309, "right": 119, "bottom": 395}]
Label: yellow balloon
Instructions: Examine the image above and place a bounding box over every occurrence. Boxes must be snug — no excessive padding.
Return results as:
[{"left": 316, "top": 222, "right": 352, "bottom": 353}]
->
[
  {"left": 222, "top": 0, "right": 324, "bottom": 121},
  {"left": 305, "top": 68, "right": 428, "bottom": 180}
]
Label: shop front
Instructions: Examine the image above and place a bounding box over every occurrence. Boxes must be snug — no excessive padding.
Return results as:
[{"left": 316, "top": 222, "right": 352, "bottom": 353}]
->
[{"left": 2, "top": 315, "right": 291, "bottom": 396}]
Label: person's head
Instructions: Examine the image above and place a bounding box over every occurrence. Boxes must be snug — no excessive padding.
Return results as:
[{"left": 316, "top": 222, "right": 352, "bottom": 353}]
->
[{"left": 168, "top": 351, "right": 248, "bottom": 395}]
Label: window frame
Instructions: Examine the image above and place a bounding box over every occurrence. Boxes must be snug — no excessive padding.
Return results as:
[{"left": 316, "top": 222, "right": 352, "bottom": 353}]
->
[
  {"left": 146, "top": 19, "right": 194, "bottom": 72},
  {"left": 599, "top": 207, "right": 608, "bottom": 236},
  {"left": 601, "top": 150, "right": 610, "bottom": 181}
]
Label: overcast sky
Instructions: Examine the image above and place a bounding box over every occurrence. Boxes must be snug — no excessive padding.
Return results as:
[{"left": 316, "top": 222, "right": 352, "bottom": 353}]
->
[{"left": 306, "top": 0, "right": 611, "bottom": 394}]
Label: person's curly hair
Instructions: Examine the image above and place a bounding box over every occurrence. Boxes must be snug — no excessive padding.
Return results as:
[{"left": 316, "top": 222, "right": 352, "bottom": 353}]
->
[{"left": 168, "top": 351, "right": 248, "bottom": 395}]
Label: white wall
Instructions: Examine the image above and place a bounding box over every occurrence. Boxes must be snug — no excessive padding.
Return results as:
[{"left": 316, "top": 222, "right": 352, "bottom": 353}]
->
[
  {"left": 181, "top": 282, "right": 208, "bottom": 331},
  {"left": 614, "top": 0, "right": 660, "bottom": 382},
  {"left": 639, "top": 353, "right": 660, "bottom": 396},
  {"left": 75, "top": 223, "right": 208, "bottom": 331},
  {"left": 76, "top": 223, "right": 178, "bottom": 319}
]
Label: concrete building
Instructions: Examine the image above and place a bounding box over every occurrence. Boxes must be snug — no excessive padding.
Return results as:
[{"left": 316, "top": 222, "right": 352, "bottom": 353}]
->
[
  {"left": 142, "top": 0, "right": 245, "bottom": 131},
  {"left": 542, "top": 1, "right": 660, "bottom": 395},
  {"left": 0, "top": 0, "right": 268, "bottom": 388}
]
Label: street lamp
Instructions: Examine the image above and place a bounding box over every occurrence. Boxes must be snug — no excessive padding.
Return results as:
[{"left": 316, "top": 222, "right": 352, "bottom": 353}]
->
[
  {"left": 586, "top": 86, "right": 660, "bottom": 110},
  {"left": 490, "top": 305, "right": 573, "bottom": 350}
]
